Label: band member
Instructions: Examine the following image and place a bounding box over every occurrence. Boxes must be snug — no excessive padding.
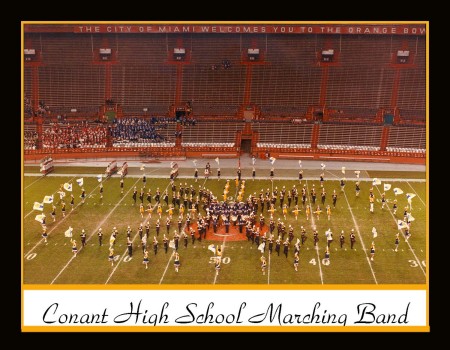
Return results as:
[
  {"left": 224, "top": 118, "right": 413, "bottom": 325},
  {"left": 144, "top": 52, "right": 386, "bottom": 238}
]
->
[
  {"left": 217, "top": 168, "right": 221, "bottom": 180},
  {"left": 153, "top": 236, "right": 158, "bottom": 255},
  {"left": 306, "top": 205, "right": 310, "bottom": 221},
  {"left": 283, "top": 238, "right": 289, "bottom": 258},
  {"left": 324, "top": 247, "right": 330, "bottom": 264},
  {"left": 260, "top": 256, "right": 267, "bottom": 275},
  {"left": 138, "top": 224, "right": 143, "bottom": 240},
  {"left": 109, "top": 247, "right": 115, "bottom": 266},
  {"left": 174, "top": 231, "right": 180, "bottom": 250},
  {"left": 287, "top": 191, "right": 292, "bottom": 208},
  {"left": 126, "top": 225, "right": 132, "bottom": 239},
  {"left": 393, "top": 199, "right": 398, "bottom": 215},
  {"left": 155, "top": 218, "right": 160, "bottom": 236},
  {"left": 268, "top": 204, "right": 276, "bottom": 218},
  {"left": 194, "top": 168, "right": 198, "bottom": 182},
  {"left": 70, "top": 194, "right": 75, "bottom": 211},
  {"left": 98, "top": 228, "right": 103, "bottom": 246},
  {"left": 270, "top": 168, "right": 274, "bottom": 180},
  {"left": 71, "top": 238, "right": 78, "bottom": 257},
  {"left": 321, "top": 189, "right": 326, "bottom": 205},
  {"left": 155, "top": 188, "right": 160, "bottom": 204},
  {"left": 315, "top": 205, "right": 322, "bottom": 221},
  {"left": 339, "top": 231, "right": 345, "bottom": 248},
  {"left": 327, "top": 205, "right": 331, "bottom": 221},
  {"left": 163, "top": 191, "right": 169, "bottom": 207},
  {"left": 157, "top": 204, "right": 163, "bottom": 218},
  {"left": 51, "top": 205, "right": 56, "bottom": 222},
  {"left": 142, "top": 175, "right": 146, "bottom": 188},
  {"left": 294, "top": 252, "right": 299, "bottom": 271},
  {"left": 350, "top": 229, "right": 356, "bottom": 249},
  {"left": 269, "top": 218, "right": 275, "bottom": 235},
  {"left": 370, "top": 242, "right": 375, "bottom": 261},
  {"left": 127, "top": 237, "right": 133, "bottom": 257},
  {"left": 381, "top": 192, "right": 387, "bottom": 209},
  {"left": 139, "top": 188, "right": 144, "bottom": 203},
  {"left": 355, "top": 182, "right": 360, "bottom": 197},
  {"left": 147, "top": 189, "right": 152, "bottom": 204},
  {"left": 313, "top": 228, "right": 319, "bottom": 246},
  {"left": 311, "top": 186, "right": 316, "bottom": 205},
  {"left": 61, "top": 201, "right": 66, "bottom": 217},
  {"left": 326, "top": 230, "right": 333, "bottom": 247},
  {"left": 404, "top": 227, "right": 411, "bottom": 241},
  {"left": 141, "top": 234, "right": 147, "bottom": 253},
  {"left": 80, "top": 188, "right": 86, "bottom": 204},
  {"left": 252, "top": 167, "right": 256, "bottom": 181},
  {"left": 340, "top": 178, "right": 345, "bottom": 192},
  {"left": 163, "top": 234, "right": 169, "bottom": 253},
  {"left": 369, "top": 193, "right": 375, "bottom": 213},
  {"left": 292, "top": 205, "right": 300, "bottom": 220},
  {"left": 301, "top": 226, "right": 307, "bottom": 245},
  {"left": 132, "top": 187, "right": 137, "bottom": 205},
  {"left": 282, "top": 204, "right": 288, "bottom": 220},
  {"left": 80, "top": 229, "right": 86, "bottom": 247},
  {"left": 99, "top": 183, "right": 103, "bottom": 199},
  {"left": 275, "top": 237, "right": 281, "bottom": 256},
  {"left": 174, "top": 252, "right": 181, "bottom": 272},
  {"left": 332, "top": 190, "right": 337, "bottom": 208},
  {"left": 320, "top": 173, "right": 324, "bottom": 187},
  {"left": 183, "top": 232, "right": 188, "bottom": 248},
  {"left": 395, "top": 233, "right": 400, "bottom": 252},
  {"left": 139, "top": 203, "right": 145, "bottom": 218},
  {"left": 298, "top": 170, "right": 303, "bottom": 184},
  {"left": 42, "top": 227, "right": 48, "bottom": 243},
  {"left": 120, "top": 178, "right": 124, "bottom": 195},
  {"left": 165, "top": 217, "right": 172, "bottom": 235},
  {"left": 143, "top": 249, "right": 149, "bottom": 269},
  {"left": 190, "top": 227, "right": 196, "bottom": 244}
]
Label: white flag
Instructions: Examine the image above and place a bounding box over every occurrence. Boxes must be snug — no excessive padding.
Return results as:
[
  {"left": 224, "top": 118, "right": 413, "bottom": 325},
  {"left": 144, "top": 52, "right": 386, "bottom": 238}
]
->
[
  {"left": 393, "top": 188, "right": 404, "bottom": 195},
  {"left": 384, "top": 184, "right": 392, "bottom": 191},
  {"left": 397, "top": 220, "right": 408, "bottom": 230},
  {"left": 58, "top": 191, "right": 66, "bottom": 198},
  {"left": 298, "top": 160, "right": 302, "bottom": 168},
  {"left": 35, "top": 214, "right": 45, "bottom": 224},
  {"left": 140, "top": 164, "right": 145, "bottom": 171},
  {"left": 207, "top": 244, "right": 216, "bottom": 254},
  {"left": 76, "top": 178, "right": 84, "bottom": 187},
  {"left": 192, "top": 159, "right": 197, "bottom": 166},
  {"left": 269, "top": 157, "right": 276, "bottom": 165},
  {"left": 43, "top": 195, "right": 53, "bottom": 204},
  {"left": 215, "top": 157, "right": 220, "bottom": 165},
  {"left": 117, "top": 170, "right": 123, "bottom": 176},
  {"left": 372, "top": 227, "right": 378, "bottom": 238},
  {"left": 354, "top": 170, "right": 360, "bottom": 178},
  {"left": 320, "top": 163, "right": 326, "bottom": 170},
  {"left": 406, "top": 193, "right": 416, "bottom": 201},
  {"left": 407, "top": 214, "right": 415, "bottom": 222},
  {"left": 252, "top": 157, "right": 256, "bottom": 165},
  {"left": 33, "top": 202, "right": 44, "bottom": 211},
  {"left": 169, "top": 240, "right": 176, "bottom": 249},
  {"left": 63, "top": 183, "right": 72, "bottom": 192},
  {"left": 258, "top": 243, "right": 265, "bottom": 253},
  {"left": 96, "top": 174, "right": 103, "bottom": 182},
  {"left": 341, "top": 167, "right": 346, "bottom": 174},
  {"left": 64, "top": 227, "right": 73, "bottom": 237},
  {"left": 372, "top": 178, "right": 381, "bottom": 186}
]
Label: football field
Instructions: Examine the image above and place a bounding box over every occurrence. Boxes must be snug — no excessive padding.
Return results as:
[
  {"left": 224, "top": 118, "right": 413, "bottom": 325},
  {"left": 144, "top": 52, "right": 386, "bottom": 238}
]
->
[{"left": 23, "top": 164, "right": 427, "bottom": 285}]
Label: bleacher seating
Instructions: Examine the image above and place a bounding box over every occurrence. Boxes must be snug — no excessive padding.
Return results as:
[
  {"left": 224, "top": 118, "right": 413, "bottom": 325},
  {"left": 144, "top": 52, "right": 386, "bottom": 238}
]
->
[
  {"left": 318, "top": 124, "right": 383, "bottom": 151},
  {"left": 253, "top": 122, "right": 313, "bottom": 146},
  {"left": 387, "top": 126, "right": 425, "bottom": 150},
  {"left": 181, "top": 121, "right": 243, "bottom": 147}
]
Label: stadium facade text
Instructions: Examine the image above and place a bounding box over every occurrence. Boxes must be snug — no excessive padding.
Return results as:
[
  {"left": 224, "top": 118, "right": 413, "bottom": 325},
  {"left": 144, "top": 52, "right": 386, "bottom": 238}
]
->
[{"left": 59, "top": 25, "right": 426, "bottom": 35}]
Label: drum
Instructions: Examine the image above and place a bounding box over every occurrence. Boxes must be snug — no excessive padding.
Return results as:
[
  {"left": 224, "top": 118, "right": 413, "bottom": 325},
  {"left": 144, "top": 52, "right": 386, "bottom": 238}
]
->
[{"left": 231, "top": 215, "right": 238, "bottom": 223}]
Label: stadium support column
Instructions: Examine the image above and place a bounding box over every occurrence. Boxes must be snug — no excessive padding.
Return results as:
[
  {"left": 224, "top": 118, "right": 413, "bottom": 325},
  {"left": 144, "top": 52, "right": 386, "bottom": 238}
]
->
[
  {"left": 36, "top": 115, "right": 43, "bottom": 150},
  {"left": 175, "top": 64, "right": 183, "bottom": 105},
  {"left": 32, "top": 65, "right": 39, "bottom": 115},
  {"left": 243, "top": 64, "right": 253, "bottom": 106},
  {"left": 311, "top": 123, "right": 320, "bottom": 150},
  {"left": 319, "top": 65, "right": 329, "bottom": 107},
  {"left": 380, "top": 126, "right": 390, "bottom": 151},
  {"left": 391, "top": 69, "right": 400, "bottom": 123},
  {"left": 105, "top": 63, "right": 112, "bottom": 102}
]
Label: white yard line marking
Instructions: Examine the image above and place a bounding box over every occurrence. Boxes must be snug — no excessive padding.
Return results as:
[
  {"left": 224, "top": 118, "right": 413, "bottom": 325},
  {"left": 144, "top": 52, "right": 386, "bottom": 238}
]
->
[
  {"left": 50, "top": 178, "right": 141, "bottom": 284},
  {"left": 342, "top": 190, "right": 378, "bottom": 284},
  {"left": 373, "top": 185, "right": 426, "bottom": 277},
  {"left": 159, "top": 252, "right": 175, "bottom": 284},
  {"left": 213, "top": 236, "right": 227, "bottom": 285},
  {"left": 24, "top": 175, "right": 44, "bottom": 190},
  {"left": 407, "top": 181, "right": 426, "bottom": 207},
  {"left": 23, "top": 175, "right": 77, "bottom": 219},
  {"left": 305, "top": 180, "right": 324, "bottom": 285}
]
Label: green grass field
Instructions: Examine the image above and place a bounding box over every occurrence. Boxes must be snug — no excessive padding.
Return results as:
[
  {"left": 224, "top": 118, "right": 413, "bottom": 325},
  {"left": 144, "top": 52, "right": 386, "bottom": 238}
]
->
[{"left": 23, "top": 170, "right": 427, "bottom": 285}]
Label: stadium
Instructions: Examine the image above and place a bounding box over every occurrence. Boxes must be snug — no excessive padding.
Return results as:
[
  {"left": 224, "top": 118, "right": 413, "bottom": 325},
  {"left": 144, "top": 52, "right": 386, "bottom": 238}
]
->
[{"left": 22, "top": 22, "right": 427, "bottom": 285}]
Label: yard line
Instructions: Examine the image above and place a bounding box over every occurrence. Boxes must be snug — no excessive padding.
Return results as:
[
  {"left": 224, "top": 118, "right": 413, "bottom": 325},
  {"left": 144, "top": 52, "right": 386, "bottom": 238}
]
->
[
  {"left": 159, "top": 252, "right": 175, "bottom": 284},
  {"left": 342, "top": 190, "right": 378, "bottom": 284},
  {"left": 213, "top": 236, "right": 227, "bottom": 284},
  {"left": 23, "top": 175, "right": 77, "bottom": 219},
  {"left": 24, "top": 175, "right": 45, "bottom": 190},
  {"left": 373, "top": 185, "right": 426, "bottom": 277},
  {"left": 407, "top": 181, "right": 426, "bottom": 207},
  {"left": 267, "top": 249, "right": 271, "bottom": 285},
  {"left": 305, "top": 180, "right": 324, "bottom": 285},
  {"left": 50, "top": 178, "right": 141, "bottom": 284}
]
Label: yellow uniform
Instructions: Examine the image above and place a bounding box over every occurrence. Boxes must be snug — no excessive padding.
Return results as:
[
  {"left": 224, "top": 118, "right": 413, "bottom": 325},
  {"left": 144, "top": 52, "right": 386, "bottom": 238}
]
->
[
  {"left": 327, "top": 206, "right": 331, "bottom": 220},
  {"left": 180, "top": 205, "right": 185, "bottom": 216},
  {"left": 157, "top": 205, "right": 163, "bottom": 217}
]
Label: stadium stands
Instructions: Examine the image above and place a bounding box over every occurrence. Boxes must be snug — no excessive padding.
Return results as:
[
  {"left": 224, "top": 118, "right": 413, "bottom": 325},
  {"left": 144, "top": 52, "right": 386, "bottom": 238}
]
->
[
  {"left": 253, "top": 122, "right": 313, "bottom": 147},
  {"left": 181, "top": 121, "right": 243, "bottom": 147},
  {"left": 387, "top": 125, "right": 426, "bottom": 152},
  {"left": 318, "top": 123, "right": 383, "bottom": 151}
]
